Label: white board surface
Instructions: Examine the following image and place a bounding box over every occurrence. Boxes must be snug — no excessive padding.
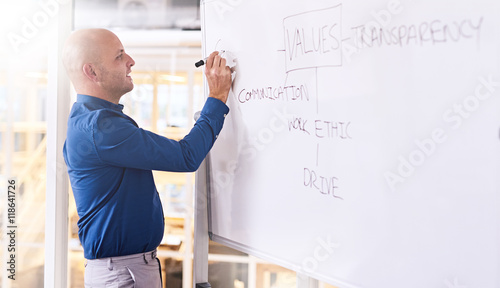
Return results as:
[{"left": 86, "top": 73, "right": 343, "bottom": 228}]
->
[{"left": 202, "top": 0, "right": 500, "bottom": 287}]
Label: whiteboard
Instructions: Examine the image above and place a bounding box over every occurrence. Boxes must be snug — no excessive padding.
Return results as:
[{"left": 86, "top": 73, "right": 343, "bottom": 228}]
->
[{"left": 202, "top": 0, "right": 500, "bottom": 287}]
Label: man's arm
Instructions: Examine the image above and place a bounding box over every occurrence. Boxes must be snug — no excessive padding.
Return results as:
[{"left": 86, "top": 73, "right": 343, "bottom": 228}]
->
[{"left": 93, "top": 97, "right": 229, "bottom": 172}]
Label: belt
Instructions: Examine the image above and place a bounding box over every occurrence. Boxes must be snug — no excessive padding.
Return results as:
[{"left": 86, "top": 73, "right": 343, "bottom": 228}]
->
[{"left": 85, "top": 250, "right": 158, "bottom": 269}]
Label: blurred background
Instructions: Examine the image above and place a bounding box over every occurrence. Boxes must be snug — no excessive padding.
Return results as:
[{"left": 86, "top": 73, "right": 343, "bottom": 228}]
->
[{"left": 0, "top": 1, "right": 336, "bottom": 287}]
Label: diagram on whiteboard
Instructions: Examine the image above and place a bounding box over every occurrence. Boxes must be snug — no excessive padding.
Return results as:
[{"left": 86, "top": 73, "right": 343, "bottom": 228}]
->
[{"left": 222, "top": 2, "right": 486, "bottom": 203}]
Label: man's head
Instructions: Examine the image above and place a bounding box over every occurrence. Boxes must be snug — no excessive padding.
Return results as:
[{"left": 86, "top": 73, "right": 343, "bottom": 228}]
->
[{"left": 62, "top": 29, "right": 135, "bottom": 104}]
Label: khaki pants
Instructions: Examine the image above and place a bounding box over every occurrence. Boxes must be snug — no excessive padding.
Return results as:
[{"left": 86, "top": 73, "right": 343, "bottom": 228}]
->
[{"left": 84, "top": 250, "right": 162, "bottom": 288}]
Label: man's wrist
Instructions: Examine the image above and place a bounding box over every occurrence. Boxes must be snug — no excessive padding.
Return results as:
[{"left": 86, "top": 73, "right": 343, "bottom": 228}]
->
[{"left": 208, "top": 92, "right": 228, "bottom": 103}]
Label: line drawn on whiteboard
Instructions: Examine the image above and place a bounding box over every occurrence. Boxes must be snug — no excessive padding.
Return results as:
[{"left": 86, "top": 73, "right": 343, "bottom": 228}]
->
[
  {"left": 315, "top": 67, "right": 319, "bottom": 114},
  {"left": 214, "top": 38, "right": 222, "bottom": 51},
  {"left": 212, "top": 38, "right": 237, "bottom": 68},
  {"left": 316, "top": 143, "right": 319, "bottom": 167}
]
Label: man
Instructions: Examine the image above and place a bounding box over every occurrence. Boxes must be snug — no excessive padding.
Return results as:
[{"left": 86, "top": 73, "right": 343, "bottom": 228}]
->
[{"left": 62, "top": 28, "right": 231, "bottom": 287}]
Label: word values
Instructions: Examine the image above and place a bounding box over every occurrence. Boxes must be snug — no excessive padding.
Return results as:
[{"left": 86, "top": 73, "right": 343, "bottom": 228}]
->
[
  {"left": 288, "top": 116, "right": 352, "bottom": 140},
  {"left": 282, "top": 5, "right": 342, "bottom": 72}
]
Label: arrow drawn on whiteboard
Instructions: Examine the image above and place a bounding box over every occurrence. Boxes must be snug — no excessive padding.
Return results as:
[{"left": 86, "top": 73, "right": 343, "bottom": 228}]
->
[
  {"left": 214, "top": 38, "right": 222, "bottom": 51},
  {"left": 444, "top": 278, "right": 467, "bottom": 288}
]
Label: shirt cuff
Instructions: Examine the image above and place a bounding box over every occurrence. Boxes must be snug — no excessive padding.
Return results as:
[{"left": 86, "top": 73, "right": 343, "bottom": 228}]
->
[{"left": 200, "top": 97, "right": 230, "bottom": 121}]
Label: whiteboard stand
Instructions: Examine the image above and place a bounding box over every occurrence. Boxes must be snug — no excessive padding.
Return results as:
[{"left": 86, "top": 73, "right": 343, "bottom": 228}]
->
[
  {"left": 193, "top": 157, "right": 211, "bottom": 288},
  {"left": 297, "top": 274, "right": 319, "bottom": 288}
]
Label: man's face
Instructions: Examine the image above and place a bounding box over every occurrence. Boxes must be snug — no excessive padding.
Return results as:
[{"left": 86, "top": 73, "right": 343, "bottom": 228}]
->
[{"left": 97, "top": 35, "right": 135, "bottom": 98}]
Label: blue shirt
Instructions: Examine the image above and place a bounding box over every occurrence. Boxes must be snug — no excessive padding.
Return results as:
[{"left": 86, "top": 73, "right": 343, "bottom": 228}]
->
[{"left": 63, "top": 94, "right": 229, "bottom": 259}]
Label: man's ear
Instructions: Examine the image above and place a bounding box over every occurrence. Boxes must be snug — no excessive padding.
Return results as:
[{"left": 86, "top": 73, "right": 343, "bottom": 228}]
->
[{"left": 82, "top": 63, "right": 99, "bottom": 82}]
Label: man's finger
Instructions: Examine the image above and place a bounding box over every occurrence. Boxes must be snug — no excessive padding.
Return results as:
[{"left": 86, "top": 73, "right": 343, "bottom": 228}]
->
[
  {"left": 205, "top": 51, "right": 219, "bottom": 70},
  {"left": 214, "top": 55, "right": 222, "bottom": 67}
]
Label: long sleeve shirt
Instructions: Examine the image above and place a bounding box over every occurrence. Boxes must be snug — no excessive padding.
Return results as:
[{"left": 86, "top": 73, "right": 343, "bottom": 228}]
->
[{"left": 63, "top": 94, "right": 229, "bottom": 259}]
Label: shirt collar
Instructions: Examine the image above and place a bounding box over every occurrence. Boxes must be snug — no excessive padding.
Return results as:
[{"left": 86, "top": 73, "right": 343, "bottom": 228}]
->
[{"left": 77, "top": 94, "right": 124, "bottom": 112}]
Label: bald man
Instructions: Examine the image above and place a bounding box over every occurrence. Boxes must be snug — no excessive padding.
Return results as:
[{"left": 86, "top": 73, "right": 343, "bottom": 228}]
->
[{"left": 62, "top": 29, "right": 231, "bottom": 288}]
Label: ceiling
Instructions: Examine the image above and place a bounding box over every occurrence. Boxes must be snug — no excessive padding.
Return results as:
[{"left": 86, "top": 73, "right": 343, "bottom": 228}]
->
[{"left": 75, "top": 0, "right": 200, "bottom": 30}]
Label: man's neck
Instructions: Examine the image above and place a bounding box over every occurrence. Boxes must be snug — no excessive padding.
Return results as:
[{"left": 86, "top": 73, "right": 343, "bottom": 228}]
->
[{"left": 77, "top": 89, "right": 121, "bottom": 105}]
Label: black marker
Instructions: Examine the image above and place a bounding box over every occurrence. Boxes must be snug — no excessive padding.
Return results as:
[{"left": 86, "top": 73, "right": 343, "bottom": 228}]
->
[
  {"left": 195, "top": 50, "right": 225, "bottom": 68},
  {"left": 195, "top": 58, "right": 208, "bottom": 68}
]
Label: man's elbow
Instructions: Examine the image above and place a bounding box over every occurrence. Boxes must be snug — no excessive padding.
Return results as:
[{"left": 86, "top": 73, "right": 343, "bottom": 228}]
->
[
  {"left": 185, "top": 162, "right": 201, "bottom": 172},
  {"left": 183, "top": 155, "right": 204, "bottom": 172},
  {"left": 179, "top": 141, "right": 209, "bottom": 172}
]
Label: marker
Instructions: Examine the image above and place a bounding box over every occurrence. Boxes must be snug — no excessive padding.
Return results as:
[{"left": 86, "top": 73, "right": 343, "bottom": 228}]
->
[
  {"left": 195, "top": 58, "right": 207, "bottom": 68},
  {"left": 195, "top": 50, "right": 225, "bottom": 68}
]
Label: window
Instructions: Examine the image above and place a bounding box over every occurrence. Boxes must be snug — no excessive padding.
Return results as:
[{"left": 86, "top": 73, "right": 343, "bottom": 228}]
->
[{"left": 0, "top": 39, "right": 49, "bottom": 288}]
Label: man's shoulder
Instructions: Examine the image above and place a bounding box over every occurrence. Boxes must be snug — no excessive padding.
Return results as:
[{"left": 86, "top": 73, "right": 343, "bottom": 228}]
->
[
  {"left": 91, "top": 109, "right": 139, "bottom": 140},
  {"left": 69, "top": 104, "right": 134, "bottom": 128},
  {"left": 66, "top": 107, "right": 140, "bottom": 161}
]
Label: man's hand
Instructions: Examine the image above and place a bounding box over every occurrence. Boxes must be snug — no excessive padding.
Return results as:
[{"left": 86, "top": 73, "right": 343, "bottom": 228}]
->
[{"left": 205, "top": 51, "right": 232, "bottom": 103}]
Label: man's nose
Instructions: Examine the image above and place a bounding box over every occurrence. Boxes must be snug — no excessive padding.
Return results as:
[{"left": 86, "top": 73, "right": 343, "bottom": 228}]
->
[{"left": 127, "top": 54, "right": 135, "bottom": 67}]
